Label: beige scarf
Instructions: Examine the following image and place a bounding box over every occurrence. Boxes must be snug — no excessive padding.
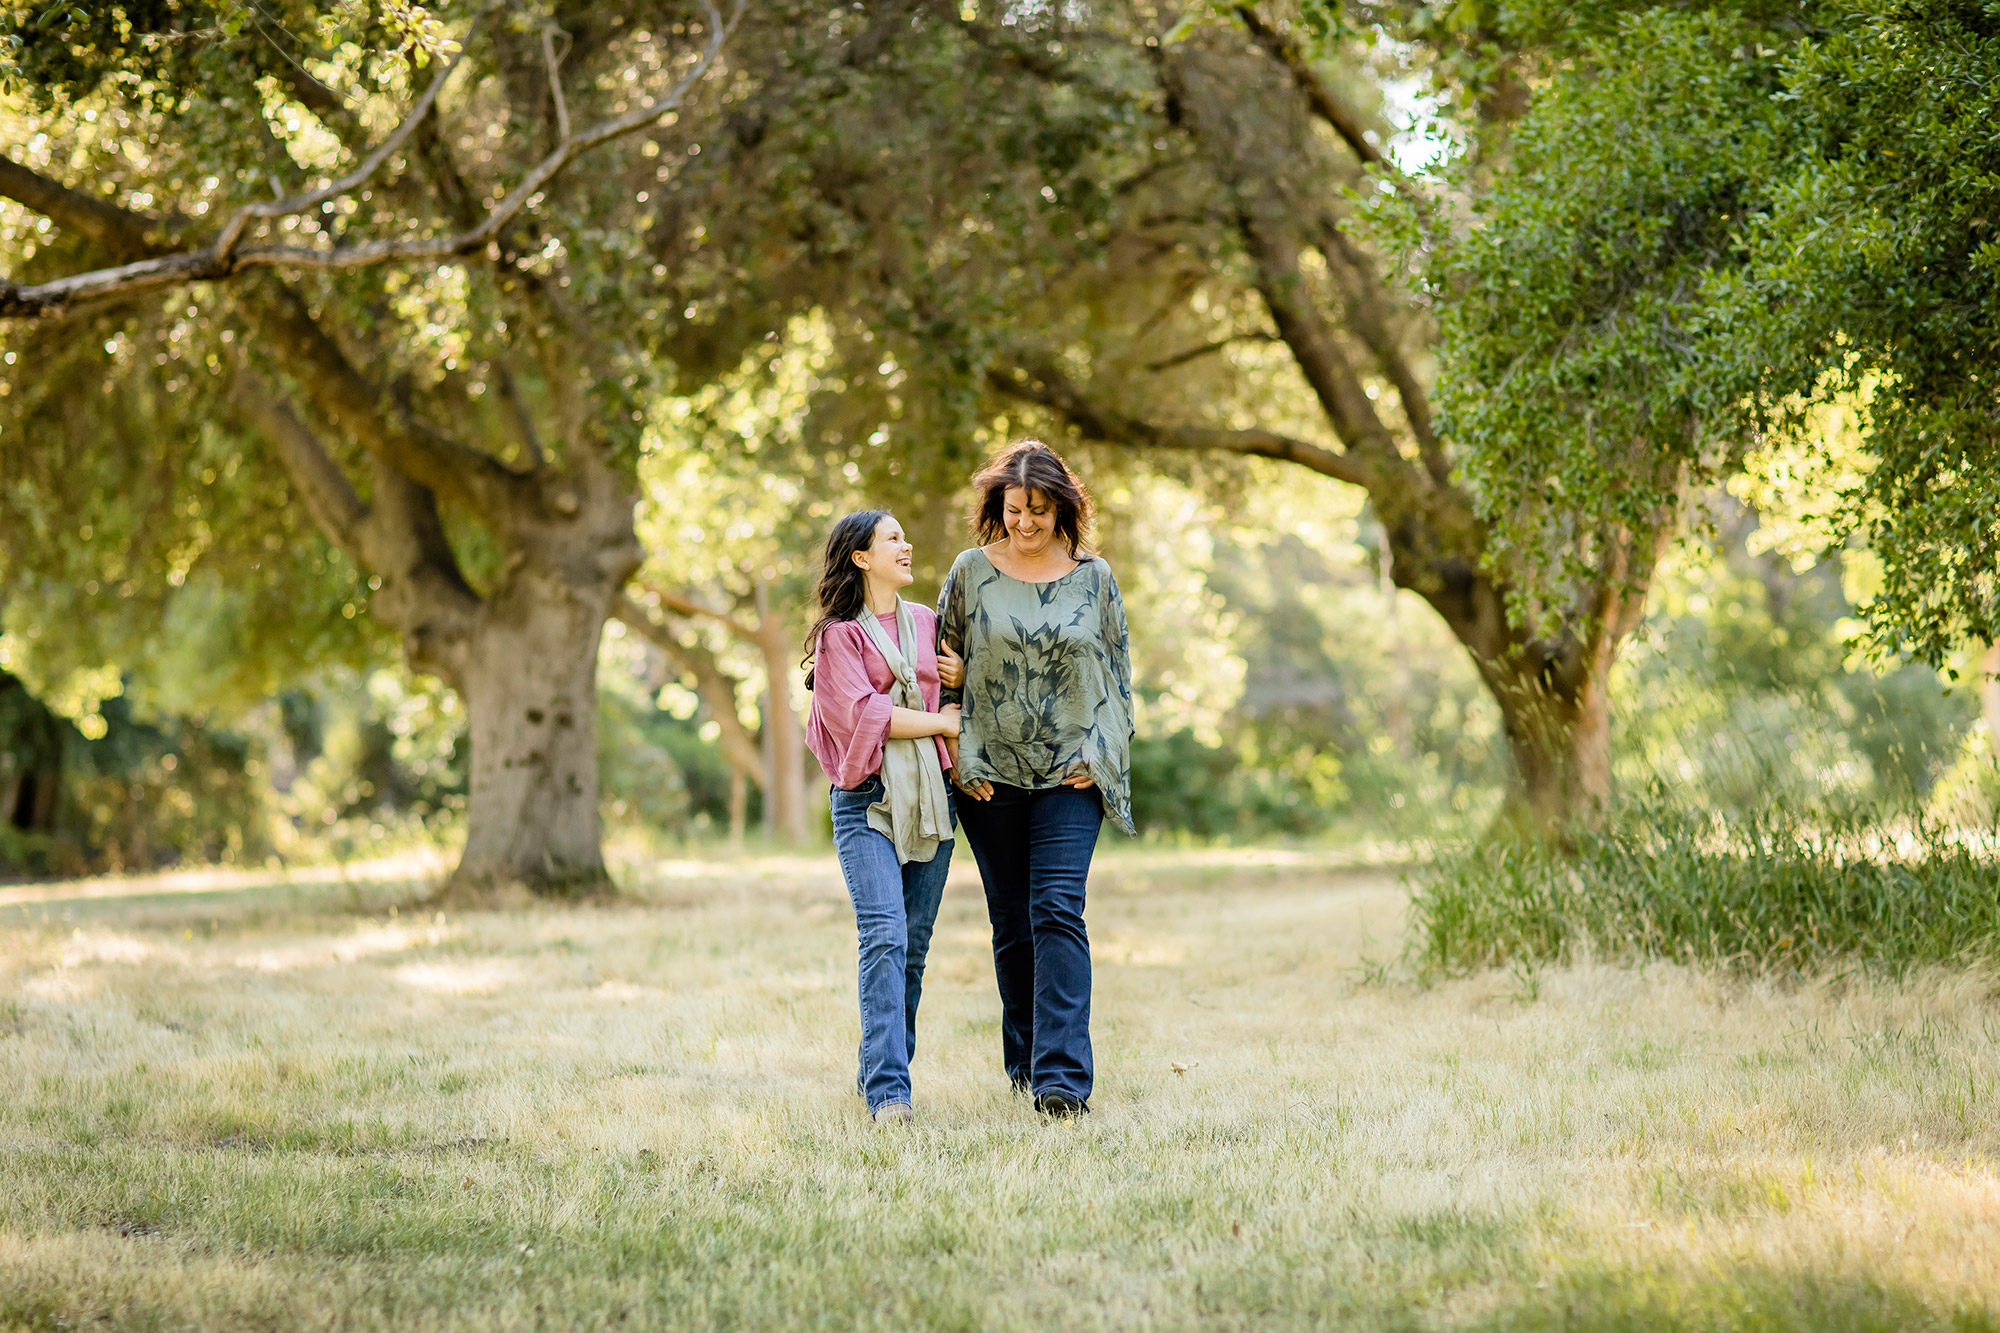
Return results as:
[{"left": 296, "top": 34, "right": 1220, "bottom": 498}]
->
[{"left": 855, "top": 598, "right": 953, "bottom": 864}]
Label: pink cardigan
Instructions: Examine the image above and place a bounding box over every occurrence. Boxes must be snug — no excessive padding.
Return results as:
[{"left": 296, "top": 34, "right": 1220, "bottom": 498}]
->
[{"left": 806, "top": 606, "right": 953, "bottom": 790}]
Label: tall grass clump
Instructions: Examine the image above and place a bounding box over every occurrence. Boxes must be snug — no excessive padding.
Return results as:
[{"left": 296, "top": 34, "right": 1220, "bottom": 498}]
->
[{"left": 1410, "top": 798, "right": 2000, "bottom": 977}]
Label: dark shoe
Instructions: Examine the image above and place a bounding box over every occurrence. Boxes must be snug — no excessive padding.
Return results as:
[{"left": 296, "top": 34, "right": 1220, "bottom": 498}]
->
[{"left": 1034, "top": 1091, "right": 1089, "bottom": 1119}]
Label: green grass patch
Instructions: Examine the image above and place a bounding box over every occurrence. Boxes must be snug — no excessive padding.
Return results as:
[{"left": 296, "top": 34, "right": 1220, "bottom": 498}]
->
[{"left": 1409, "top": 805, "right": 2000, "bottom": 976}]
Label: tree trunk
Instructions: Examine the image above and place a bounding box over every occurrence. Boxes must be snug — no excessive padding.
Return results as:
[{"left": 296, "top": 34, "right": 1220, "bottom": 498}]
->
[
  {"left": 1487, "top": 640, "right": 1615, "bottom": 837},
  {"left": 753, "top": 578, "right": 810, "bottom": 845},
  {"left": 450, "top": 568, "right": 615, "bottom": 896},
  {"left": 1387, "top": 514, "right": 1660, "bottom": 842},
  {"left": 728, "top": 769, "right": 747, "bottom": 845},
  {"left": 1982, "top": 643, "right": 2000, "bottom": 767}
]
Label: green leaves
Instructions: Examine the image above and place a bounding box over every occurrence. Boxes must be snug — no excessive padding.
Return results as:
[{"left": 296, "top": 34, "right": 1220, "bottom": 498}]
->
[
  {"left": 1428, "top": 0, "right": 2000, "bottom": 662},
  {"left": 1427, "top": 9, "right": 1792, "bottom": 612},
  {"left": 32, "top": 1, "right": 87, "bottom": 30}
]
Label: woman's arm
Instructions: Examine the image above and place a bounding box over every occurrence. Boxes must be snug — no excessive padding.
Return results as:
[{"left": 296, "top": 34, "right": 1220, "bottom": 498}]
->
[
  {"left": 1063, "top": 564, "right": 1132, "bottom": 790},
  {"left": 935, "top": 562, "right": 966, "bottom": 707},
  {"left": 937, "top": 641, "right": 965, "bottom": 691},
  {"left": 936, "top": 560, "right": 992, "bottom": 799},
  {"left": 1104, "top": 565, "right": 1134, "bottom": 715}
]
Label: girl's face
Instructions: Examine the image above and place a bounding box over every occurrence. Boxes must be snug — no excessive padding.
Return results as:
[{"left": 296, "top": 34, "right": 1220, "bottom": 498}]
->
[
  {"left": 850, "top": 515, "right": 914, "bottom": 590},
  {"left": 1003, "top": 486, "right": 1058, "bottom": 558}
]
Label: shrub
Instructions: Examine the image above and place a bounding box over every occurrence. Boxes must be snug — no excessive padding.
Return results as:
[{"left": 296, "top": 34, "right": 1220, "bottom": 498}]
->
[{"left": 1408, "top": 799, "right": 2000, "bottom": 978}]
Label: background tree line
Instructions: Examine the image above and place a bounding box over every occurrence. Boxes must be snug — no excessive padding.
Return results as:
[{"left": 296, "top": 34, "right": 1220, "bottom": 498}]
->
[{"left": 1, "top": 0, "right": 1996, "bottom": 889}]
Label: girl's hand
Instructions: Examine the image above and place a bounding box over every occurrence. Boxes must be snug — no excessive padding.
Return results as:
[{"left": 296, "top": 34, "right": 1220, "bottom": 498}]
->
[
  {"left": 957, "top": 777, "right": 995, "bottom": 801},
  {"left": 937, "top": 642, "right": 965, "bottom": 690},
  {"left": 937, "top": 703, "right": 961, "bottom": 739},
  {"left": 1060, "top": 768, "right": 1096, "bottom": 790}
]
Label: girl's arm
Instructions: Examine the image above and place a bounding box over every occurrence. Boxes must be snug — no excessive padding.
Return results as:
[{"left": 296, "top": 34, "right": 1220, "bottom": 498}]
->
[
  {"left": 888, "top": 703, "right": 960, "bottom": 740},
  {"left": 810, "top": 626, "right": 895, "bottom": 787}
]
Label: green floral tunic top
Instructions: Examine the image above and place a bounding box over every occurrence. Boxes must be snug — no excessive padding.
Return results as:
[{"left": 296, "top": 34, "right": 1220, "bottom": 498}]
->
[{"left": 936, "top": 547, "right": 1136, "bottom": 835}]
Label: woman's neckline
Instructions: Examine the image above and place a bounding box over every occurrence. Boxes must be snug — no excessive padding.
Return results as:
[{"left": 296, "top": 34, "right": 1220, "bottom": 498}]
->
[{"left": 978, "top": 545, "right": 1086, "bottom": 586}]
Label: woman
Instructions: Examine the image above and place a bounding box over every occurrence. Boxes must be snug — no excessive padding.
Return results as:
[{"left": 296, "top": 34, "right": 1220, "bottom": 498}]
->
[
  {"left": 936, "top": 441, "right": 1134, "bottom": 1119},
  {"left": 804, "top": 510, "right": 962, "bottom": 1126}
]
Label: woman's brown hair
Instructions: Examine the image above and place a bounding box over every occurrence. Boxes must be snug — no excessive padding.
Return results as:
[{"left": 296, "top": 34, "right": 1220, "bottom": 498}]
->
[{"left": 969, "top": 440, "right": 1094, "bottom": 556}]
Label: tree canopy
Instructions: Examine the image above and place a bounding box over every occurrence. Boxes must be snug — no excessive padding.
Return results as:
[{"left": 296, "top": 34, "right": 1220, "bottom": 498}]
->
[
  {"left": 3, "top": 0, "right": 1997, "bottom": 881},
  {"left": 1434, "top": 0, "right": 2000, "bottom": 673}
]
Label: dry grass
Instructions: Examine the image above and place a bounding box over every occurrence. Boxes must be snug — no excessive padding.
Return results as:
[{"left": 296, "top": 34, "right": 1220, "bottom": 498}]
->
[{"left": 2, "top": 846, "right": 1998, "bottom": 1331}]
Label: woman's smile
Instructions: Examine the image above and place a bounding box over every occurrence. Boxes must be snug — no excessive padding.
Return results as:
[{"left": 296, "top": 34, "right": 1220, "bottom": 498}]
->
[{"left": 1004, "top": 486, "right": 1056, "bottom": 555}]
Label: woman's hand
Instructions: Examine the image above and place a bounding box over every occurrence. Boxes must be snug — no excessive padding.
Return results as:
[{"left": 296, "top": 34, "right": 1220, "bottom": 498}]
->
[
  {"left": 1060, "top": 768, "right": 1096, "bottom": 790},
  {"left": 937, "top": 702, "right": 961, "bottom": 739},
  {"left": 957, "top": 777, "right": 996, "bottom": 801},
  {"left": 937, "top": 642, "right": 965, "bottom": 690}
]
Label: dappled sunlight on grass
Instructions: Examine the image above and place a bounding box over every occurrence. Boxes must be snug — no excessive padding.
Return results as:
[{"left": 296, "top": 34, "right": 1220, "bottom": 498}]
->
[
  {"left": 0, "top": 850, "right": 1996, "bottom": 1329},
  {"left": 393, "top": 959, "right": 523, "bottom": 996},
  {"left": 235, "top": 919, "right": 458, "bottom": 973}
]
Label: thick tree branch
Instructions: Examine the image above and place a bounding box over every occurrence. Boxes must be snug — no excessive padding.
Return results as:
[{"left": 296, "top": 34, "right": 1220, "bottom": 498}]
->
[
  {"left": 0, "top": 156, "right": 164, "bottom": 260},
  {"left": 987, "top": 358, "right": 1368, "bottom": 487},
  {"left": 231, "top": 363, "right": 484, "bottom": 682},
  {"left": 638, "top": 581, "right": 763, "bottom": 643},
  {"left": 1235, "top": 7, "right": 1440, "bottom": 225},
  {"left": 1234, "top": 7, "right": 1385, "bottom": 170},
  {"left": 1234, "top": 207, "right": 1417, "bottom": 487},
  {"left": 212, "top": 45, "right": 468, "bottom": 263},
  {"left": 228, "top": 370, "right": 369, "bottom": 556},
  {"left": 1313, "top": 214, "right": 1447, "bottom": 485},
  {"left": 254, "top": 280, "right": 524, "bottom": 518},
  {"left": 363, "top": 460, "right": 482, "bottom": 686},
  {"left": 0, "top": 1, "right": 740, "bottom": 318},
  {"left": 542, "top": 25, "right": 574, "bottom": 143},
  {"left": 1143, "top": 331, "right": 1278, "bottom": 372},
  {"left": 492, "top": 361, "right": 549, "bottom": 470}
]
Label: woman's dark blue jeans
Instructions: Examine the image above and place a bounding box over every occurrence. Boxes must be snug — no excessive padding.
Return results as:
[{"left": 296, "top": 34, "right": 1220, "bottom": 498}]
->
[
  {"left": 828, "top": 775, "right": 954, "bottom": 1113},
  {"left": 954, "top": 781, "right": 1102, "bottom": 1103}
]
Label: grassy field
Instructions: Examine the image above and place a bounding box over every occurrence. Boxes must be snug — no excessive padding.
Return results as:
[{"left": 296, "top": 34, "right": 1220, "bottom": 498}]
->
[{"left": 3, "top": 847, "right": 1998, "bottom": 1331}]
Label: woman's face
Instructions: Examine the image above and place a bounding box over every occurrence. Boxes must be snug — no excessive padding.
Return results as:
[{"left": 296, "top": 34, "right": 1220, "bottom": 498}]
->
[
  {"left": 1003, "top": 486, "right": 1058, "bottom": 558},
  {"left": 851, "top": 515, "right": 914, "bottom": 590}
]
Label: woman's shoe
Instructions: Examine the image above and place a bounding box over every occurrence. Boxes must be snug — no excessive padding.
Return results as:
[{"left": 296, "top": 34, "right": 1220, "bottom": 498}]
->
[
  {"left": 1034, "top": 1091, "right": 1089, "bottom": 1119},
  {"left": 872, "top": 1101, "right": 915, "bottom": 1126}
]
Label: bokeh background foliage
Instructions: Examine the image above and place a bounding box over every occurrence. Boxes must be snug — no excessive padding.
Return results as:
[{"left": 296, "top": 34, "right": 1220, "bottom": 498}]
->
[{"left": 0, "top": 0, "right": 1995, "bottom": 935}]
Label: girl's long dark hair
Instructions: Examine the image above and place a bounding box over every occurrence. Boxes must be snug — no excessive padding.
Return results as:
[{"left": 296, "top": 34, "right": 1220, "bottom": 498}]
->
[
  {"left": 970, "top": 440, "right": 1093, "bottom": 556},
  {"left": 802, "top": 509, "right": 890, "bottom": 691}
]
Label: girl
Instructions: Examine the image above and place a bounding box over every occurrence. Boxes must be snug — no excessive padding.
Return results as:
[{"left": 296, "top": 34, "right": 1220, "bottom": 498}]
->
[
  {"left": 804, "top": 510, "right": 961, "bottom": 1125},
  {"left": 936, "top": 442, "right": 1134, "bottom": 1119}
]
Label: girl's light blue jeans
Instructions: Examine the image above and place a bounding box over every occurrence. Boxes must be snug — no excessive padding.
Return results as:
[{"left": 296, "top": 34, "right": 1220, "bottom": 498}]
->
[{"left": 829, "top": 775, "right": 954, "bottom": 1112}]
